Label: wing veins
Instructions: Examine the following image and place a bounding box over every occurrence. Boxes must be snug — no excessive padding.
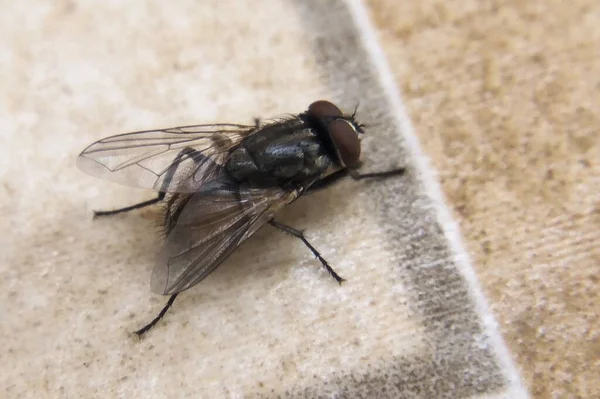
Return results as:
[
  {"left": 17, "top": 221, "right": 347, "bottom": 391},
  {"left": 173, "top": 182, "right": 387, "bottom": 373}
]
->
[
  {"left": 165, "top": 207, "right": 264, "bottom": 292},
  {"left": 78, "top": 122, "right": 257, "bottom": 192},
  {"left": 154, "top": 184, "right": 296, "bottom": 294}
]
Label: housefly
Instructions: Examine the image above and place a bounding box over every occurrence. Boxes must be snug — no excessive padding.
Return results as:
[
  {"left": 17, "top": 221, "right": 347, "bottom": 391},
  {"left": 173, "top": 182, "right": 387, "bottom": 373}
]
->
[{"left": 77, "top": 100, "right": 404, "bottom": 336}]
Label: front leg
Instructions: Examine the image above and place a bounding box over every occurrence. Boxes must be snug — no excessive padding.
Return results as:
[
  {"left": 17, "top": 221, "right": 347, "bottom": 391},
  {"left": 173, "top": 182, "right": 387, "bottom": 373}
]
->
[
  {"left": 306, "top": 169, "right": 349, "bottom": 192},
  {"left": 307, "top": 165, "right": 405, "bottom": 193},
  {"left": 348, "top": 166, "right": 405, "bottom": 180}
]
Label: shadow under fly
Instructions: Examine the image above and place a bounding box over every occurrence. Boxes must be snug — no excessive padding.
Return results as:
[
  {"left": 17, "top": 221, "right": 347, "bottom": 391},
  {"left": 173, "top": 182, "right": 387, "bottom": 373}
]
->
[{"left": 77, "top": 100, "right": 405, "bottom": 337}]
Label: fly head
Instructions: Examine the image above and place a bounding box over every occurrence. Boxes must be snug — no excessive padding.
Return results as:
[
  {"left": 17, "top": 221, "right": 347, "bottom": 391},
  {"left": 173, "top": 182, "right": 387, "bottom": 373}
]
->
[{"left": 303, "top": 100, "right": 364, "bottom": 168}]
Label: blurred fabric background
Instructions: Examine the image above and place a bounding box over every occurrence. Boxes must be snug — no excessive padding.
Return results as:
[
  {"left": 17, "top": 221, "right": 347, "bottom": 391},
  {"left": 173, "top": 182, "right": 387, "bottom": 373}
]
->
[{"left": 367, "top": 0, "right": 599, "bottom": 397}]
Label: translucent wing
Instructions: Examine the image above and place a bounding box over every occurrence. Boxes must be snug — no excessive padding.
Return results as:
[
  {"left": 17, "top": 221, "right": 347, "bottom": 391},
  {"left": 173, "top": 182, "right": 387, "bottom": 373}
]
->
[
  {"left": 151, "top": 175, "right": 300, "bottom": 295},
  {"left": 77, "top": 124, "right": 256, "bottom": 193}
]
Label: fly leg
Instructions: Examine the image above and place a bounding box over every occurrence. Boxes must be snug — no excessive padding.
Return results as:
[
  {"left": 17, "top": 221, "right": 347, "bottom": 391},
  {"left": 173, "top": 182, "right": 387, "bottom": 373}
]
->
[
  {"left": 306, "top": 165, "right": 405, "bottom": 193},
  {"left": 306, "top": 169, "right": 349, "bottom": 193},
  {"left": 348, "top": 167, "right": 405, "bottom": 180},
  {"left": 134, "top": 293, "right": 178, "bottom": 337},
  {"left": 269, "top": 220, "right": 345, "bottom": 284},
  {"left": 92, "top": 147, "right": 203, "bottom": 217},
  {"left": 93, "top": 193, "right": 166, "bottom": 217}
]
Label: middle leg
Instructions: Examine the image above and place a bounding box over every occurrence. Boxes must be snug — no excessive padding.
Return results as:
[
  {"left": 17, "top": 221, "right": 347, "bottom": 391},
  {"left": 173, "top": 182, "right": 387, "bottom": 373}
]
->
[{"left": 269, "top": 220, "right": 345, "bottom": 284}]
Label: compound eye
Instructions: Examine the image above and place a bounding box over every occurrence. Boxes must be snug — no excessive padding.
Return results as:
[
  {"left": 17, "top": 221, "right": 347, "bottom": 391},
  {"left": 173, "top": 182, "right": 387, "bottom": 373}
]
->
[
  {"left": 307, "top": 100, "right": 342, "bottom": 119},
  {"left": 329, "top": 119, "right": 361, "bottom": 167}
]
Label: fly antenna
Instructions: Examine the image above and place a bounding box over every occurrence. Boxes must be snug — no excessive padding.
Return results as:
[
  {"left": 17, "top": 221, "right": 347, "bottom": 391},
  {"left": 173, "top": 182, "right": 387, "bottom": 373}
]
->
[{"left": 351, "top": 102, "right": 360, "bottom": 119}]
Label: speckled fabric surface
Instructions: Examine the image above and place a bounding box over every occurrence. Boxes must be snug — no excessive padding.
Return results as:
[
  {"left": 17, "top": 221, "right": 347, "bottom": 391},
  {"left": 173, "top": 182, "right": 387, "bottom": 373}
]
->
[
  {"left": 1, "top": 1, "right": 527, "bottom": 398},
  {"left": 367, "top": 1, "right": 600, "bottom": 397}
]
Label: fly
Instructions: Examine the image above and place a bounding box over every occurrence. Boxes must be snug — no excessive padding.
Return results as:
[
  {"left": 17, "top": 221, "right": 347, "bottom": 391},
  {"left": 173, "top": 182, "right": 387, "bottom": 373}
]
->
[{"left": 77, "top": 100, "right": 405, "bottom": 336}]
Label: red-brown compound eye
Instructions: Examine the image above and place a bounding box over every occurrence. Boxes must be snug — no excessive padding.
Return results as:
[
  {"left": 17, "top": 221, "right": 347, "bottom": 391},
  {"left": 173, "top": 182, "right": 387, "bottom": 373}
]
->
[
  {"left": 307, "top": 100, "right": 342, "bottom": 119},
  {"left": 329, "top": 119, "right": 361, "bottom": 167}
]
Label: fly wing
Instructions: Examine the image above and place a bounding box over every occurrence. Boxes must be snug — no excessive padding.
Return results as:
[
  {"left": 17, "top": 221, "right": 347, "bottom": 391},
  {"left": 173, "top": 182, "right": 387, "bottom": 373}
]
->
[
  {"left": 151, "top": 176, "right": 300, "bottom": 295},
  {"left": 77, "top": 124, "right": 256, "bottom": 193}
]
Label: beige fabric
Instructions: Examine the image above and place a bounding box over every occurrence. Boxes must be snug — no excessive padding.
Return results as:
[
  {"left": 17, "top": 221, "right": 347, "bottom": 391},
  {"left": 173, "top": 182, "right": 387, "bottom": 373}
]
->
[
  {"left": 1, "top": 0, "right": 529, "bottom": 398},
  {"left": 368, "top": 0, "right": 600, "bottom": 397}
]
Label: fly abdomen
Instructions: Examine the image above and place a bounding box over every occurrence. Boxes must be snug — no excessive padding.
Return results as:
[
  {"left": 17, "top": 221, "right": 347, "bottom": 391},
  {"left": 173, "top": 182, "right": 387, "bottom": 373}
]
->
[{"left": 226, "top": 146, "right": 260, "bottom": 181}]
